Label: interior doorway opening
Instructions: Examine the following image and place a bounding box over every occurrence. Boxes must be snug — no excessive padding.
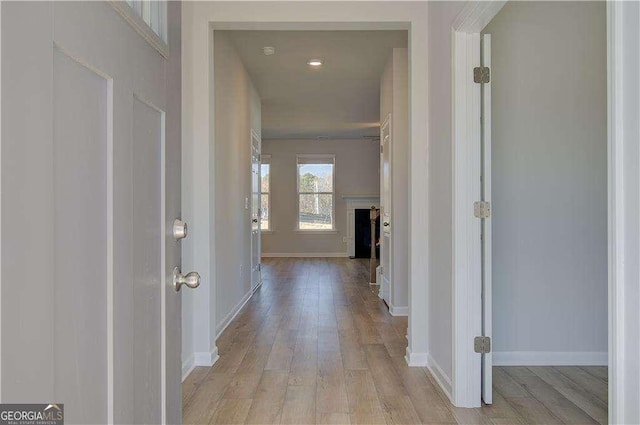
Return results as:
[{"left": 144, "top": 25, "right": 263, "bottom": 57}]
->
[{"left": 453, "top": 2, "right": 609, "bottom": 415}]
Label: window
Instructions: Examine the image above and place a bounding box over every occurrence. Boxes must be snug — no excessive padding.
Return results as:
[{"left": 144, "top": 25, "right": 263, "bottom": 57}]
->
[
  {"left": 297, "top": 155, "right": 335, "bottom": 231},
  {"left": 261, "top": 155, "right": 271, "bottom": 231},
  {"left": 125, "top": 0, "right": 167, "bottom": 41}
]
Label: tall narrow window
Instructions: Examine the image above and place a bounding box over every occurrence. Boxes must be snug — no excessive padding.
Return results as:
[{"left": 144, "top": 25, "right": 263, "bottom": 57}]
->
[
  {"left": 297, "top": 155, "right": 335, "bottom": 230},
  {"left": 261, "top": 155, "right": 271, "bottom": 231}
]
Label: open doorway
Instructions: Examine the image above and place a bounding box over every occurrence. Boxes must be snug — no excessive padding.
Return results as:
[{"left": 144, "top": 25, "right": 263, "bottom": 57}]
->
[{"left": 453, "top": 1, "right": 609, "bottom": 417}]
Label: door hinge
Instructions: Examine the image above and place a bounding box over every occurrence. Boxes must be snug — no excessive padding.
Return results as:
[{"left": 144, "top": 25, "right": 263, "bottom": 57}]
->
[
  {"left": 258, "top": 154, "right": 261, "bottom": 162},
  {"left": 380, "top": 145, "right": 384, "bottom": 154},
  {"left": 474, "top": 201, "right": 491, "bottom": 218},
  {"left": 474, "top": 66, "right": 490, "bottom": 84},
  {"left": 474, "top": 336, "right": 491, "bottom": 354}
]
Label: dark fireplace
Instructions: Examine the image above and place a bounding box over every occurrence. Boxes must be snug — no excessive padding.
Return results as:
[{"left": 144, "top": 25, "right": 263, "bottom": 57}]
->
[{"left": 353, "top": 208, "right": 380, "bottom": 259}]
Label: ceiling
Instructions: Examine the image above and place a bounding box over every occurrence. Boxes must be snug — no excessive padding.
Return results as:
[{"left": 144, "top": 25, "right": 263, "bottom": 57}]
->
[{"left": 223, "top": 30, "right": 408, "bottom": 140}]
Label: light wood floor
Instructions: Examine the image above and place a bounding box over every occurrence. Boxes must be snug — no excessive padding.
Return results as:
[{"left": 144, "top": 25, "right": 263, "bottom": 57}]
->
[{"left": 183, "top": 258, "right": 608, "bottom": 425}]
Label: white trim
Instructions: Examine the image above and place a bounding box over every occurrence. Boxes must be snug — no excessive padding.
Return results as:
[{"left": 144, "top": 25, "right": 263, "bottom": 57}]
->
[
  {"left": 389, "top": 304, "right": 408, "bottom": 317},
  {"left": 493, "top": 351, "right": 608, "bottom": 367},
  {"left": 216, "top": 289, "right": 254, "bottom": 338},
  {"left": 194, "top": 348, "right": 219, "bottom": 367},
  {"left": 451, "top": 29, "right": 482, "bottom": 409},
  {"left": 181, "top": 354, "right": 195, "bottom": 382},
  {"left": 427, "top": 353, "right": 453, "bottom": 403},
  {"left": 108, "top": 1, "right": 169, "bottom": 58},
  {"left": 607, "top": 2, "right": 640, "bottom": 423},
  {"left": 261, "top": 252, "right": 348, "bottom": 258},
  {"left": 405, "top": 347, "right": 428, "bottom": 367},
  {"left": 451, "top": 0, "right": 506, "bottom": 409}
]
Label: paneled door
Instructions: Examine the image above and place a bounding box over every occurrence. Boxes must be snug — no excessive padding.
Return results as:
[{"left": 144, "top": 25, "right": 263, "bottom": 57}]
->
[
  {"left": 380, "top": 114, "right": 392, "bottom": 304},
  {"left": 251, "top": 130, "right": 262, "bottom": 290},
  {"left": 1, "top": 2, "right": 186, "bottom": 424}
]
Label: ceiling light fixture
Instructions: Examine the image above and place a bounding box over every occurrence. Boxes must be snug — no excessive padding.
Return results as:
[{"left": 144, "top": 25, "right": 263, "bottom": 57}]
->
[
  {"left": 307, "top": 59, "right": 323, "bottom": 67},
  {"left": 263, "top": 46, "right": 275, "bottom": 56}
]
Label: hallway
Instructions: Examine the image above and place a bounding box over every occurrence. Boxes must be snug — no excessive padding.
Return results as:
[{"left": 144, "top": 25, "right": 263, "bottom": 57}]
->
[{"left": 183, "top": 258, "right": 607, "bottom": 425}]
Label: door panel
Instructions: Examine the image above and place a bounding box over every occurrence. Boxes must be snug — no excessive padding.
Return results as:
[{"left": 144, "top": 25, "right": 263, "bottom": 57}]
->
[
  {"left": 132, "top": 97, "right": 163, "bottom": 425},
  {"left": 1, "top": 2, "right": 182, "bottom": 423},
  {"left": 53, "top": 49, "right": 109, "bottom": 424},
  {"left": 380, "top": 114, "right": 392, "bottom": 304}
]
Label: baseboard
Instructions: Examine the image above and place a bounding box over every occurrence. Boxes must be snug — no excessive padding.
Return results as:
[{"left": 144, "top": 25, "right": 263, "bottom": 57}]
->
[
  {"left": 182, "top": 347, "right": 219, "bottom": 382},
  {"left": 194, "top": 347, "right": 219, "bottom": 367},
  {"left": 405, "top": 347, "right": 428, "bottom": 367},
  {"left": 216, "top": 288, "right": 254, "bottom": 339},
  {"left": 182, "top": 353, "right": 195, "bottom": 382},
  {"left": 493, "top": 351, "right": 608, "bottom": 366},
  {"left": 427, "top": 353, "right": 453, "bottom": 402},
  {"left": 389, "top": 304, "right": 409, "bottom": 316},
  {"left": 261, "top": 252, "right": 348, "bottom": 258}
]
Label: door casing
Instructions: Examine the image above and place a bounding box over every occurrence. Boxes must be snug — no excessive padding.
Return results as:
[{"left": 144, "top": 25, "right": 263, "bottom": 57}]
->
[{"left": 181, "top": 1, "right": 431, "bottom": 376}]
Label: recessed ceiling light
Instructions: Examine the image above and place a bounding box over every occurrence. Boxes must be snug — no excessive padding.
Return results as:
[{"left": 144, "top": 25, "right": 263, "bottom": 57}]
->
[
  {"left": 263, "top": 46, "right": 275, "bottom": 56},
  {"left": 307, "top": 59, "right": 323, "bottom": 67}
]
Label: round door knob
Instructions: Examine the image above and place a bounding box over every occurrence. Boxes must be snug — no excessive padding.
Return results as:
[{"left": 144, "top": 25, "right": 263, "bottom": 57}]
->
[
  {"left": 383, "top": 222, "right": 390, "bottom": 227},
  {"left": 252, "top": 218, "right": 258, "bottom": 223},
  {"left": 173, "top": 267, "right": 200, "bottom": 292}
]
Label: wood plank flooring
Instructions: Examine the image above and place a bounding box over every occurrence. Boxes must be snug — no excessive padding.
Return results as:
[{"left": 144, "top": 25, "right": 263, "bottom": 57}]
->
[{"left": 183, "top": 258, "right": 608, "bottom": 425}]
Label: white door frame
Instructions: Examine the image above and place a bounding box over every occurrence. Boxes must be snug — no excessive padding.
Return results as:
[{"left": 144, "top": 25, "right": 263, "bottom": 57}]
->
[
  {"left": 452, "top": 1, "right": 638, "bottom": 422},
  {"left": 451, "top": 0, "right": 506, "bottom": 408},
  {"left": 181, "top": 1, "right": 430, "bottom": 371}
]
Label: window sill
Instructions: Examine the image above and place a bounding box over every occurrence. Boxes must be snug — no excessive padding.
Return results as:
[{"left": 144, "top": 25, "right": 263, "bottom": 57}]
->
[{"left": 295, "top": 230, "right": 339, "bottom": 234}]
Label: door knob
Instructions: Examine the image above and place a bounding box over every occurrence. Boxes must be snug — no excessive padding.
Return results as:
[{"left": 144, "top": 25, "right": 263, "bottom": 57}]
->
[
  {"left": 173, "top": 219, "right": 188, "bottom": 240},
  {"left": 383, "top": 222, "right": 390, "bottom": 227},
  {"left": 173, "top": 267, "right": 200, "bottom": 292},
  {"left": 252, "top": 218, "right": 258, "bottom": 223}
]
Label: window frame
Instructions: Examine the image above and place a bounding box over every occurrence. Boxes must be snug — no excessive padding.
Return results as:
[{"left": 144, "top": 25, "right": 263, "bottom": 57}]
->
[
  {"left": 296, "top": 154, "right": 336, "bottom": 232},
  {"left": 110, "top": 0, "right": 169, "bottom": 58},
  {"left": 260, "top": 155, "right": 272, "bottom": 232}
]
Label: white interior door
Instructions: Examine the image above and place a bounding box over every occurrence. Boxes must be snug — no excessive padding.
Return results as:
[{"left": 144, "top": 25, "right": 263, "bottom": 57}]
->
[
  {"left": 380, "top": 114, "right": 392, "bottom": 304},
  {"left": 481, "top": 33, "right": 493, "bottom": 405},
  {"left": 251, "top": 131, "right": 262, "bottom": 290},
  {"left": 1, "top": 2, "right": 183, "bottom": 423}
]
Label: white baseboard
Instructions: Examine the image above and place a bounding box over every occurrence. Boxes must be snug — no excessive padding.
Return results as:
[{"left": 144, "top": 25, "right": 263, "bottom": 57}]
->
[
  {"left": 261, "top": 252, "right": 348, "bottom": 258},
  {"left": 216, "top": 288, "right": 255, "bottom": 339},
  {"left": 182, "top": 347, "right": 219, "bottom": 382},
  {"left": 405, "top": 347, "right": 428, "bottom": 367},
  {"left": 427, "top": 353, "right": 453, "bottom": 402},
  {"left": 493, "top": 351, "right": 608, "bottom": 366},
  {"left": 182, "top": 353, "right": 195, "bottom": 382},
  {"left": 194, "top": 347, "right": 219, "bottom": 367},
  {"left": 389, "top": 304, "right": 409, "bottom": 316}
]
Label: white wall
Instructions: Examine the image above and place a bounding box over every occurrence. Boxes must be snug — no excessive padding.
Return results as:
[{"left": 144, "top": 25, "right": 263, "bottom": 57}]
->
[
  {"left": 214, "top": 31, "right": 262, "bottom": 329},
  {"left": 426, "top": 0, "right": 466, "bottom": 390},
  {"left": 484, "top": 1, "right": 607, "bottom": 363},
  {"left": 262, "top": 138, "right": 379, "bottom": 256},
  {"left": 181, "top": 26, "right": 261, "bottom": 376},
  {"left": 380, "top": 48, "right": 409, "bottom": 311}
]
